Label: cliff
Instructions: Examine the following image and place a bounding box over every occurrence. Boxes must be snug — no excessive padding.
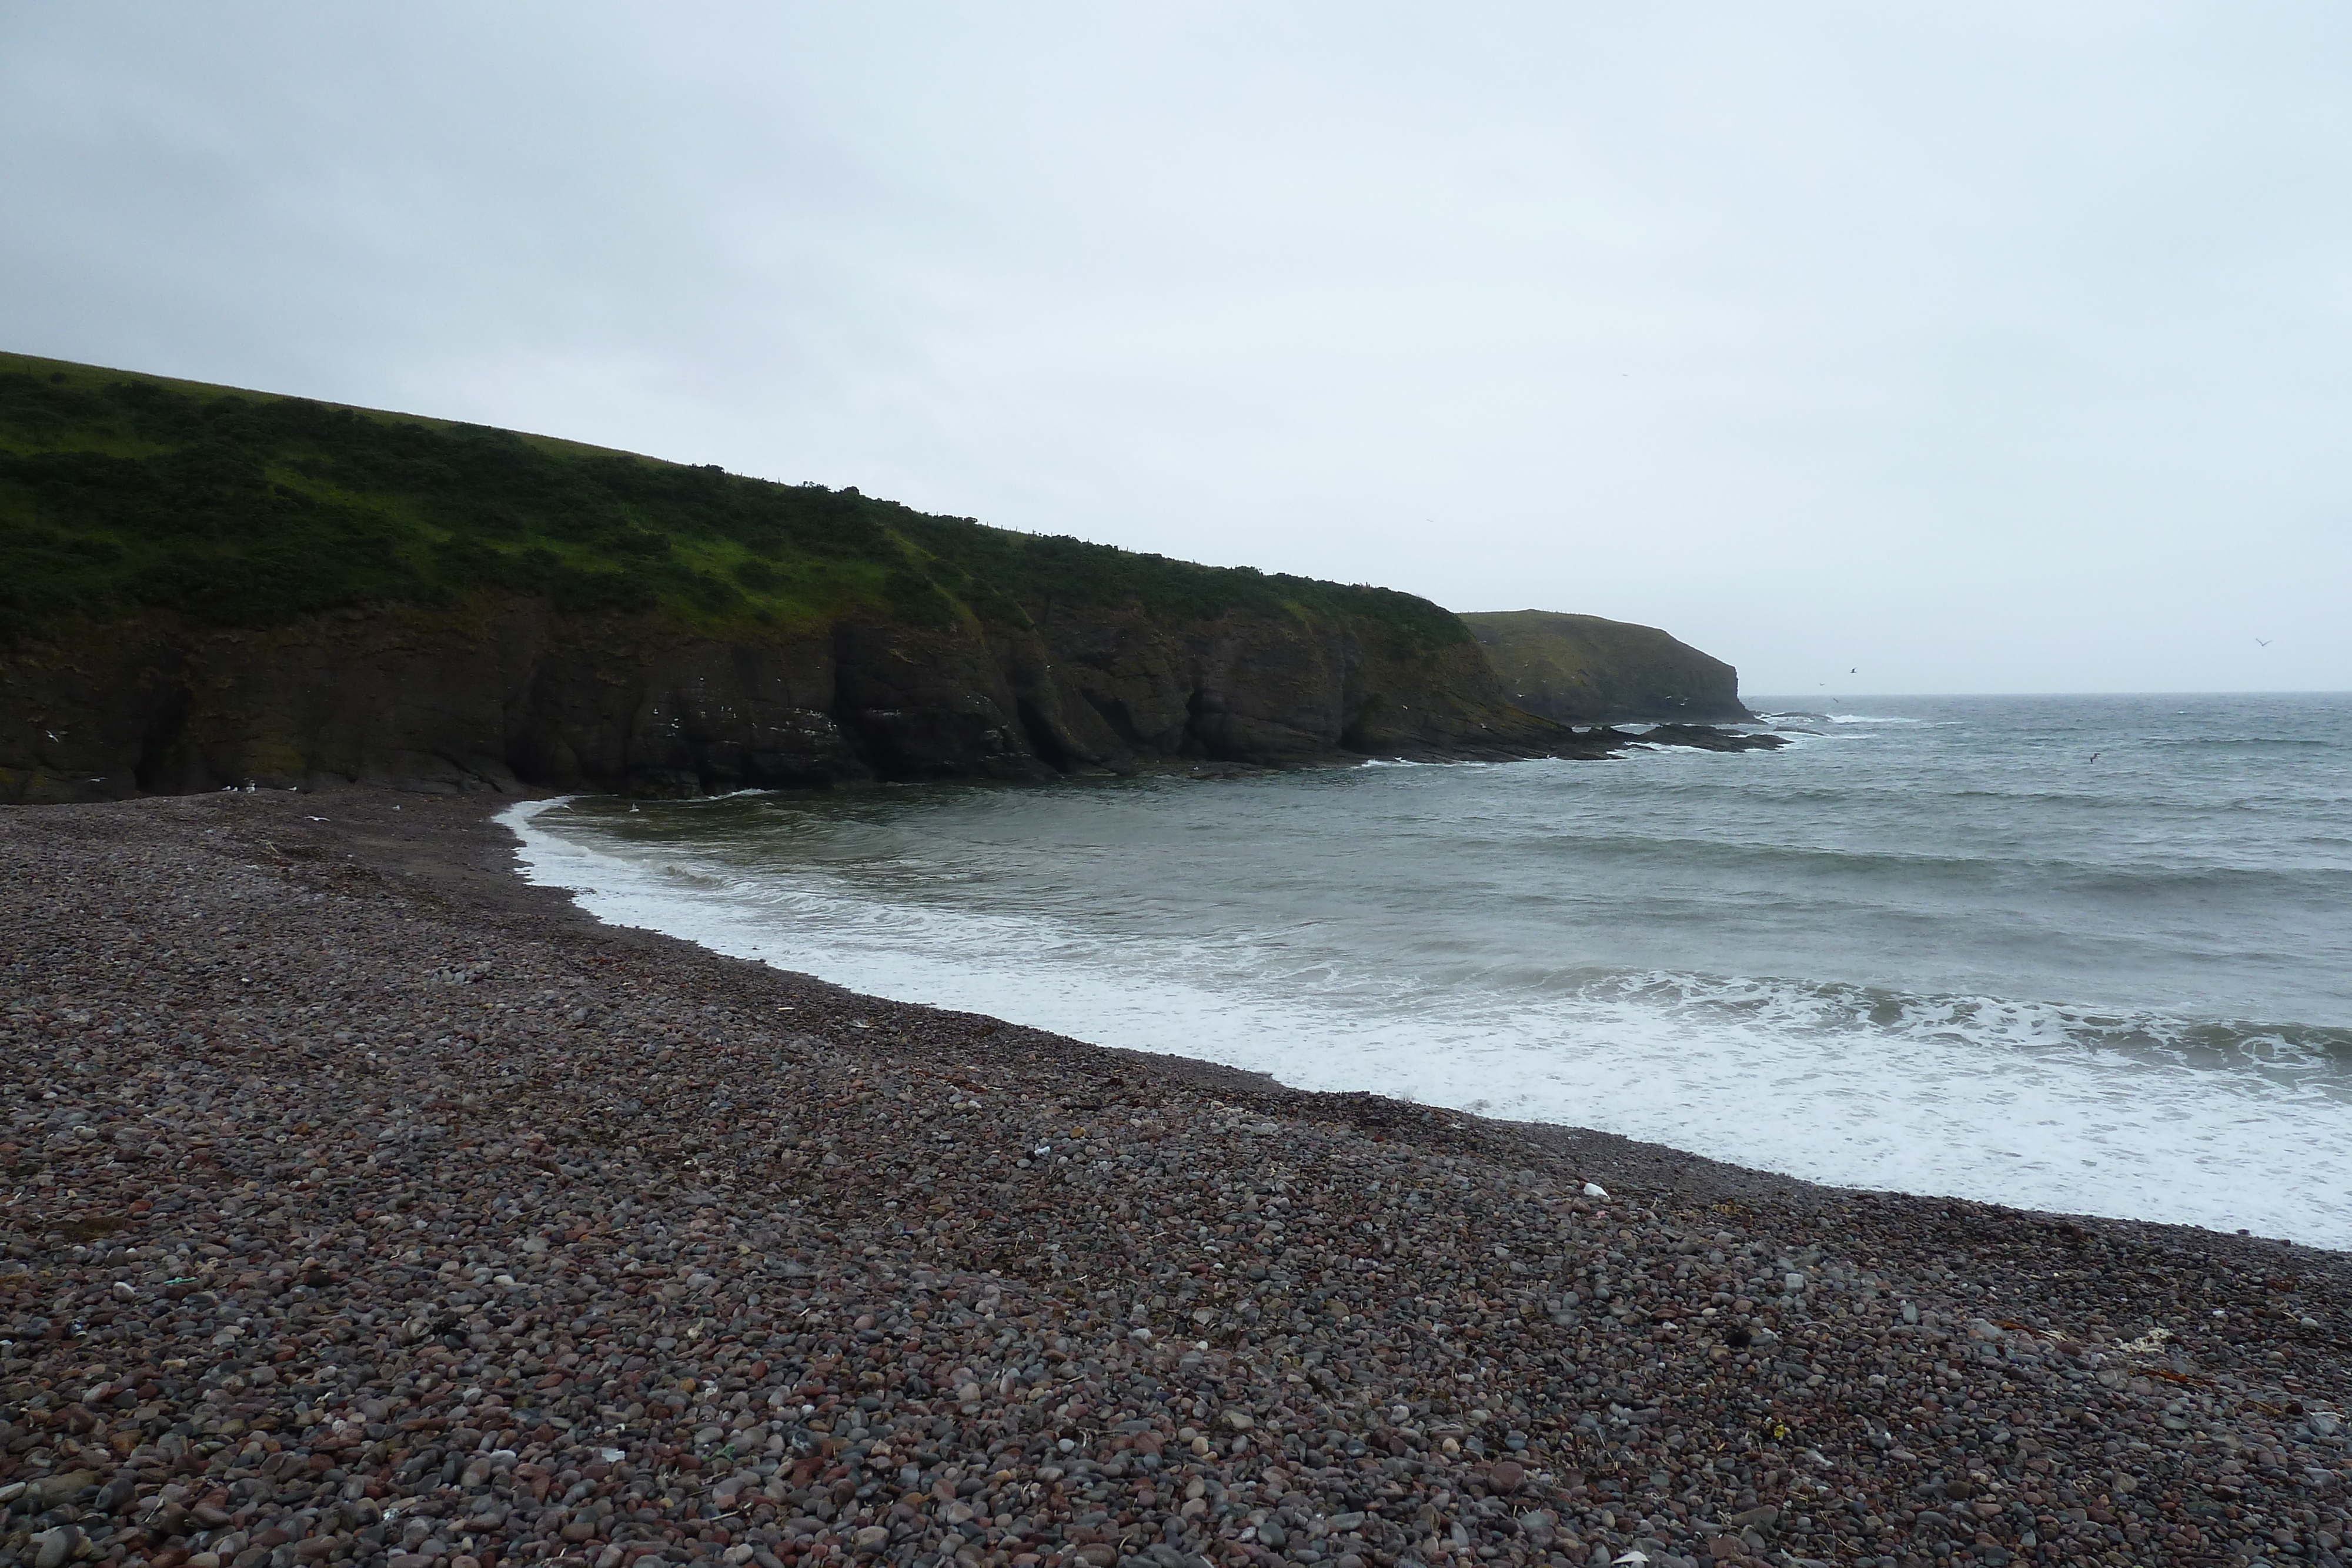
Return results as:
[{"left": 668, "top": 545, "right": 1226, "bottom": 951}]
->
[
  {"left": 1, "top": 353, "right": 1608, "bottom": 801},
  {"left": 1459, "top": 609, "right": 1753, "bottom": 723}
]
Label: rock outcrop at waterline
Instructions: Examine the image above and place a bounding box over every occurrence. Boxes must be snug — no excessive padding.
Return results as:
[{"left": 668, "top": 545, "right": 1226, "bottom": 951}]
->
[
  {"left": 1461, "top": 610, "right": 1753, "bottom": 723},
  {"left": 1609, "top": 723, "right": 1785, "bottom": 753}
]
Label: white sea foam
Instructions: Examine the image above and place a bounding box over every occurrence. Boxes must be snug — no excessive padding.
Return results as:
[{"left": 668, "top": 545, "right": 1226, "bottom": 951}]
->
[{"left": 501, "top": 795, "right": 2352, "bottom": 1249}]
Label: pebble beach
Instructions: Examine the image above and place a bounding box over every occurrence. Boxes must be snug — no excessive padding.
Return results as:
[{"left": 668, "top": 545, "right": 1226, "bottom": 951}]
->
[{"left": 3, "top": 788, "right": 2348, "bottom": 1568}]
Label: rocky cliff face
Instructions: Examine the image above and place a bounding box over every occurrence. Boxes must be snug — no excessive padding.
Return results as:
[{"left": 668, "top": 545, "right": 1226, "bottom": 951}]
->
[
  {"left": 0, "top": 355, "right": 1760, "bottom": 802},
  {"left": 1459, "top": 610, "right": 1753, "bottom": 724},
  {"left": 1, "top": 598, "right": 1601, "bottom": 803}
]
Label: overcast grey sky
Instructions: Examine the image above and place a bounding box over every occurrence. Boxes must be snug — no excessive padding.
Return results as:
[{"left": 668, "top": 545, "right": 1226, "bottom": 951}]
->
[{"left": 5, "top": 3, "right": 2347, "bottom": 695}]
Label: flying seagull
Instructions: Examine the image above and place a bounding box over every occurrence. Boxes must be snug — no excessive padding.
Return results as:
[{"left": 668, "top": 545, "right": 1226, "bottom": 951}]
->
[
  {"left": 2256, "top": 637, "right": 2273, "bottom": 647},
  {"left": 2089, "top": 752, "right": 2101, "bottom": 764}
]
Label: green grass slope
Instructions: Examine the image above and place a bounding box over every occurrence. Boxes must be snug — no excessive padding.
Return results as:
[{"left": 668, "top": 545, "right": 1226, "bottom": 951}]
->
[
  {"left": 0, "top": 350, "right": 1466, "bottom": 648},
  {"left": 1461, "top": 608, "right": 1751, "bottom": 721}
]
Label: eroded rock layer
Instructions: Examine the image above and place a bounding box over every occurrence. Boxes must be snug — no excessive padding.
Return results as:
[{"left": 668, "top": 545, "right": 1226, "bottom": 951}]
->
[{"left": 0, "top": 603, "right": 1593, "bottom": 803}]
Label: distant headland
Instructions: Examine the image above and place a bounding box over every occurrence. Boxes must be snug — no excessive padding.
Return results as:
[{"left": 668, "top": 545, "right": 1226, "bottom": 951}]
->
[{"left": 1461, "top": 610, "right": 1753, "bottom": 724}]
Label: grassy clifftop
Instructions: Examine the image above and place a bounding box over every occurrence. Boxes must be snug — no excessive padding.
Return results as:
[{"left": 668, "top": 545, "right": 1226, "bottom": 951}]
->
[{"left": 0, "top": 350, "right": 1465, "bottom": 648}]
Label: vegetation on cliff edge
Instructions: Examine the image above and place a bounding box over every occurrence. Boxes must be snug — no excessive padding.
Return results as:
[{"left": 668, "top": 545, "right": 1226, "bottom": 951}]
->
[{"left": 0, "top": 351, "right": 1466, "bottom": 650}]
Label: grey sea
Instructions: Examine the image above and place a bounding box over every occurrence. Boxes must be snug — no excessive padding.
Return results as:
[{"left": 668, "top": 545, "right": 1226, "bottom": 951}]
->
[{"left": 510, "top": 692, "right": 2352, "bottom": 1248}]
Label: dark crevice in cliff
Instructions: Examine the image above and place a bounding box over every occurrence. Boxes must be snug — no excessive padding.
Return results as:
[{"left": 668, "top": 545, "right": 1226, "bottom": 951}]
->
[
  {"left": 131, "top": 678, "right": 192, "bottom": 793},
  {"left": 1014, "top": 696, "right": 1075, "bottom": 773},
  {"left": 1179, "top": 684, "right": 1220, "bottom": 761},
  {"left": 1080, "top": 690, "right": 1148, "bottom": 751}
]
